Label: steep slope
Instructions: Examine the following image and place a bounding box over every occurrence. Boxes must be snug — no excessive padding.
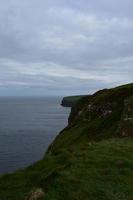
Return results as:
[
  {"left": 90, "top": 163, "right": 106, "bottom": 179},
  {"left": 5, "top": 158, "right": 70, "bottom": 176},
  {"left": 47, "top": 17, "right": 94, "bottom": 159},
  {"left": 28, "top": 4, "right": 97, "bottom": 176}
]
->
[{"left": 0, "top": 83, "right": 133, "bottom": 200}]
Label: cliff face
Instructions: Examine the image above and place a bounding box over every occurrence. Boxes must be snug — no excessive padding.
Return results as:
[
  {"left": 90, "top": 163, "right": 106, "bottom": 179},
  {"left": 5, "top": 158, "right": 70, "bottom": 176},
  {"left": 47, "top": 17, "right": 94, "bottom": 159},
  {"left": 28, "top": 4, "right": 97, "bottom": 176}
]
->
[
  {"left": 50, "top": 84, "right": 133, "bottom": 153},
  {"left": 0, "top": 83, "right": 133, "bottom": 200},
  {"left": 61, "top": 95, "right": 86, "bottom": 107}
]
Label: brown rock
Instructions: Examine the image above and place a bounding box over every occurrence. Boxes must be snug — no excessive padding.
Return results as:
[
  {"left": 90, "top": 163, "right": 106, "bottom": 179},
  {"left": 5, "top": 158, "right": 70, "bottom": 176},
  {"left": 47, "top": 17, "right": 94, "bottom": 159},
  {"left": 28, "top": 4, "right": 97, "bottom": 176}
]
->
[{"left": 26, "top": 188, "right": 45, "bottom": 200}]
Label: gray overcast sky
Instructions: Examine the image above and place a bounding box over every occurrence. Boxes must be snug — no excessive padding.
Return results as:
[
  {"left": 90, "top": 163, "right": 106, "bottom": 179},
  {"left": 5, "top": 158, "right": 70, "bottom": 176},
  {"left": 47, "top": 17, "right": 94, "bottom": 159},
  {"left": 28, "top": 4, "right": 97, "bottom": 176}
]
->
[{"left": 0, "top": 0, "right": 133, "bottom": 96}]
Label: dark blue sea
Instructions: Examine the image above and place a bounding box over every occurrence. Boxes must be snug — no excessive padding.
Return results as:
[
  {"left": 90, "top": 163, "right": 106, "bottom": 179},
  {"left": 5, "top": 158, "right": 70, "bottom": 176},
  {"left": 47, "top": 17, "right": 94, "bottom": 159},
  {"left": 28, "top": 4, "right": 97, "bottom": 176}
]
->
[{"left": 0, "top": 97, "right": 70, "bottom": 174}]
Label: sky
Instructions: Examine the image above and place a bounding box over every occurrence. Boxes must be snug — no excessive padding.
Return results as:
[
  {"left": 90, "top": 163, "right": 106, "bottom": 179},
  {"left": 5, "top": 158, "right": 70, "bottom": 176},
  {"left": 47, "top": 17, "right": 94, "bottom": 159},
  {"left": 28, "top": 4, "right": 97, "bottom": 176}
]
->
[{"left": 0, "top": 0, "right": 133, "bottom": 96}]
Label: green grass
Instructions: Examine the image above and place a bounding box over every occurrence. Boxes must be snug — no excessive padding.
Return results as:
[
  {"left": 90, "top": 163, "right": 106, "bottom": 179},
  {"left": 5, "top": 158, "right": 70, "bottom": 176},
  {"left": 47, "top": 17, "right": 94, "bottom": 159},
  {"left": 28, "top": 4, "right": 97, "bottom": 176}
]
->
[
  {"left": 0, "top": 139, "right": 132, "bottom": 200},
  {"left": 44, "top": 139, "right": 133, "bottom": 200},
  {"left": 0, "top": 83, "right": 133, "bottom": 200}
]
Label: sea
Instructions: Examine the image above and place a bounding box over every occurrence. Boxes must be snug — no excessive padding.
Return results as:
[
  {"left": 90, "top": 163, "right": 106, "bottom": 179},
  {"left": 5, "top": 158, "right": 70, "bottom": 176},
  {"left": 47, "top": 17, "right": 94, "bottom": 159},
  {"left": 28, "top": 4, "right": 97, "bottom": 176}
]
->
[{"left": 0, "top": 97, "right": 70, "bottom": 174}]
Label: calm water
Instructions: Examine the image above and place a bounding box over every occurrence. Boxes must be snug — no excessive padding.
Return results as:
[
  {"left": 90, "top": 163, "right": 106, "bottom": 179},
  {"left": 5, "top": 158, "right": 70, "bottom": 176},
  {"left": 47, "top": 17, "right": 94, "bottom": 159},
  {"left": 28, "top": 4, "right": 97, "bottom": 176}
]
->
[{"left": 0, "top": 97, "right": 70, "bottom": 174}]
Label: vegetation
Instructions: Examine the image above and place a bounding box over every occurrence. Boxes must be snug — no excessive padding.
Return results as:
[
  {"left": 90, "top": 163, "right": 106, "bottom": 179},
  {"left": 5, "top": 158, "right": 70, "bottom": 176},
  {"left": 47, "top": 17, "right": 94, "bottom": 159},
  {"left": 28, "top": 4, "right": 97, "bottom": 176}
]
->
[
  {"left": 0, "top": 83, "right": 133, "bottom": 200},
  {"left": 61, "top": 95, "right": 86, "bottom": 107}
]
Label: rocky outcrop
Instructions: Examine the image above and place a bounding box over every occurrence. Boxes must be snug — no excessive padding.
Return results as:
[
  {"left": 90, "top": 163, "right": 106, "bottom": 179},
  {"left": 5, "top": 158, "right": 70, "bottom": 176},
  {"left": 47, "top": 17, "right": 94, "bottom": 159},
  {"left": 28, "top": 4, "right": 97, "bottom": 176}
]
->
[
  {"left": 68, "top": 84, "right": 133, "bottom": 126},
  {"left": 61, "top": 97, "right": 74, "bottom": 107},
  {"left": 119, "top": 96, "right": 133, "bottom": 137},
  {"left": 26, "top": 188, "right": 45, "bottom": 200}
]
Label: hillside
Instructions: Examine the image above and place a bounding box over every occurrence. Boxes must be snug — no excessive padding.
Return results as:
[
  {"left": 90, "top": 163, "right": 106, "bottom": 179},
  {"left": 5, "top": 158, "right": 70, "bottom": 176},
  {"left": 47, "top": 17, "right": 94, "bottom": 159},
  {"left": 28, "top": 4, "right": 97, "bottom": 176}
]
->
[{"left": 0, "top": 83, "right": 133, "bottom": 200}]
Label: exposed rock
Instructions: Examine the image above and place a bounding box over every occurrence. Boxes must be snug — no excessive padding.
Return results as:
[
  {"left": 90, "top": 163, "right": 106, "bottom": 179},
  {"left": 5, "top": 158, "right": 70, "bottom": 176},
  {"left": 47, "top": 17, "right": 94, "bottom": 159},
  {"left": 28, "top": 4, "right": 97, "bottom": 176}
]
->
[
  {"left": 78, "top": 110, "right": 83, "bottom": 116},
  {"left": 118, "top": 96, "right": 133, "bottom": 137},
  {"left": 26, "top": 188, "right": 45, "bottom": 200}
]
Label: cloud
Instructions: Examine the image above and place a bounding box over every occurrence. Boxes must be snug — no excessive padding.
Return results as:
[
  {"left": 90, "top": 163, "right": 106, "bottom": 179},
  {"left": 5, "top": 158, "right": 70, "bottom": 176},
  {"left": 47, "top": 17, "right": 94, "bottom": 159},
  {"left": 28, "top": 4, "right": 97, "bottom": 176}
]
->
[{"left": 0, "top": 0, "right": 132, "bottom": 96}]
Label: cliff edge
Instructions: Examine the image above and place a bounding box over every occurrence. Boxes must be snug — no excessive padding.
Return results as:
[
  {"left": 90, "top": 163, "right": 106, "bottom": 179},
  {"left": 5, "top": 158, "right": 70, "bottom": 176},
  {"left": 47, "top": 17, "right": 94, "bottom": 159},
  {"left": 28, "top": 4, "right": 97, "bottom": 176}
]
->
[
  {"left": 61, "top": 95, "right": 86, "bottom": 107},
  {"left": 0, "top": 83, "right": 133, "bottom": 200}
]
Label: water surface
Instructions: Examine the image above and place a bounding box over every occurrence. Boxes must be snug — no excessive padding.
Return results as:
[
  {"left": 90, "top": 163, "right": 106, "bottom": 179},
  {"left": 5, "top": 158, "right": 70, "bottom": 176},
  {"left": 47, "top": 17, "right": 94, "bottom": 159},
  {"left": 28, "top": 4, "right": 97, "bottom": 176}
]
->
[{"left": 0, "top": 97, "right": 70, "bottom": 174}]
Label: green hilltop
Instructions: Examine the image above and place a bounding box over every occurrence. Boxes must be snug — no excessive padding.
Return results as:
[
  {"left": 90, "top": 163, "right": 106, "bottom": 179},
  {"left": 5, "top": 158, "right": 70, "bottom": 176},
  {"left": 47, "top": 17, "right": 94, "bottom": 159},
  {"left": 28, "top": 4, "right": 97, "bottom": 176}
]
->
[{"left": 0, "top": 83, "right": 133, "bottom": 200}]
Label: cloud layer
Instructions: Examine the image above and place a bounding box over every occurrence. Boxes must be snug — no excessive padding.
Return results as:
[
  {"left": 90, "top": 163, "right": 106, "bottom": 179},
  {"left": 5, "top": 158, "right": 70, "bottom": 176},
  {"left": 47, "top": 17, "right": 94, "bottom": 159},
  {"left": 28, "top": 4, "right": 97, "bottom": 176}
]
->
[{"left": 0, "top": 0, "right": 133, "bottom": 96}]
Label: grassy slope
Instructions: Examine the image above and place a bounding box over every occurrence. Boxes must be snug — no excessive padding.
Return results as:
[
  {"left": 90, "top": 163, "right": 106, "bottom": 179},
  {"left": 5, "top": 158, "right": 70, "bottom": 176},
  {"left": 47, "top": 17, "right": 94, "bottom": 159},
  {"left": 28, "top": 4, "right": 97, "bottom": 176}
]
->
[{"left": 0, "top": 83, "right": 133, "bottom": 200}]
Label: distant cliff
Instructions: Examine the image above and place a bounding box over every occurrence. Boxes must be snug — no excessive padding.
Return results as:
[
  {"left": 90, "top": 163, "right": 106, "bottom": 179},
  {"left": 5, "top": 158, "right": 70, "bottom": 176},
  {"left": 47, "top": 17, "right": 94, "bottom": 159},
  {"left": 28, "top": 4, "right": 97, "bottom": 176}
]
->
[
  {"left": 0, "top": 83, "right": 133, "bottom": 200},
  {"left": 61, "top": 95, "right": 86, "bottom": 107}
]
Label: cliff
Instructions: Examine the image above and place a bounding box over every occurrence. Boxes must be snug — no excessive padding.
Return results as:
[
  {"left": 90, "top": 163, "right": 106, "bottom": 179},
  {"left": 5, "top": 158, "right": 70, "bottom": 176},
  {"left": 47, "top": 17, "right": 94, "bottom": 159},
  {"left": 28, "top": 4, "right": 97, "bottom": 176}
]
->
[
  {"left": 0, "top": 83, "right": 133, "bottom": 200},
  {"left": 61, "top": 95, "right": 86, "bottom": 107}
]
